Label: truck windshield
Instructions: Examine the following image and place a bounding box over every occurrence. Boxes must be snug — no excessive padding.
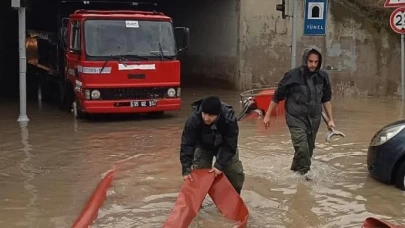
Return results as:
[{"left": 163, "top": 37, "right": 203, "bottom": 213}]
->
[{"left": 84, "top": 19, "right": 176, "bottom": 59}]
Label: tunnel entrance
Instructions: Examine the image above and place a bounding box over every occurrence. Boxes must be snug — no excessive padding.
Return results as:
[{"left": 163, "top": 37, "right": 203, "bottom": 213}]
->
[
  {"left": 160, "top": 0, "right": 239, "bottom": 89},
  {"left": 0, "top": 0, "right": 240, "bottom": 115}
]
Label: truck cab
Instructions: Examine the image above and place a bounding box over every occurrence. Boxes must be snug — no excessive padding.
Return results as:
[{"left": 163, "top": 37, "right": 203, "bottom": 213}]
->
[
  {"left": 63, "top": 10, "right": 189, "bottom": 118},
  {"left": 26, "top": 1, "right": 189, "bottom": 119}
]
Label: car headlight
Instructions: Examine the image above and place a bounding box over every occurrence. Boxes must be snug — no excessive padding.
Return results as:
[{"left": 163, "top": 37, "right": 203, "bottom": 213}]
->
[
  {"left": 167, "top": 88, "right": 176, "bottom": 97},
  {"left": 370, "top": 123, "right": 405, "bottom": 146},
  {"left": 91, "top": 90, "right": 101, "bottom": 99}
]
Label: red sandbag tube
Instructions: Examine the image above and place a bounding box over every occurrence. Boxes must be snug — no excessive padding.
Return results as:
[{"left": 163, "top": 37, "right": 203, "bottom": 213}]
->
[
  {"left": 71, "top": 154, "right": 141, "bottom": 227},
  {"left": 71, "top": 160, "right": 405, "bottom": 228},
  {"left": 163, "top": 169, "right": 249, "bottom": 228},
  {"left": 362, "top": 217, "right": 405, "bottom": 228},
  {"left": 71, "top": 169, "right": 115, "bottom": 228}
]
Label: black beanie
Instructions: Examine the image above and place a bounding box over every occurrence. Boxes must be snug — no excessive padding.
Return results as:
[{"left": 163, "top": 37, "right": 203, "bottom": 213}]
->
[{"left": 201, "top": 96, "right": 221, "bottom": 115}]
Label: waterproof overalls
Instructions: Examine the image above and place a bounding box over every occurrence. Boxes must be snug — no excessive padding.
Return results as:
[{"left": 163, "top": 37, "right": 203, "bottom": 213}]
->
[{"left": 272, "top": 48, "right": 332, "bottom": 174}]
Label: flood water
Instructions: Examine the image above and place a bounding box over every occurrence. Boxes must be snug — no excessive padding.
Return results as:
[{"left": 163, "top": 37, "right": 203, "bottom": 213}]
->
[{"left": 1, "top": 86, "right": 405, "bottom": 228}]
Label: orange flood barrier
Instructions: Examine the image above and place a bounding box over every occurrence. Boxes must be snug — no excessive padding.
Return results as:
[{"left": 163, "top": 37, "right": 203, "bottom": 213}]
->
[
  {"left": 254, "top": 89, "right": 285, "bottom": 117},
  {"left": 362, "top": 217, "right": 405, "bottom": 228},
  {"left": 163, "top": 169, "right": 249, "bottom": 228},
  {"left": 71, "top": 169, "right": 115, "bottom": 228}
]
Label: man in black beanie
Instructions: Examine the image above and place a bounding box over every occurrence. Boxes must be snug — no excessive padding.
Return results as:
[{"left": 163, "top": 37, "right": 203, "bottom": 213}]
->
[{"left": 179, "top": 96, "right": 245, "bottom": 195}]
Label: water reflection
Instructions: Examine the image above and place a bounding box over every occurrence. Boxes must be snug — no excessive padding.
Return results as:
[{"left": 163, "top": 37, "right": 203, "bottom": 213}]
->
[
  {"left": 18, "top": 122, "right": 39, "bottom": 227},
  {"left": 0, "top": 89, "right": 405, "bottom": 227}
]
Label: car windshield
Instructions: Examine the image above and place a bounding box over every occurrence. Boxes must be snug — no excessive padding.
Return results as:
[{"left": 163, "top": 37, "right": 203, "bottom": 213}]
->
[{"left": 84, "top": 19, "right": 176, "bottom": 59}]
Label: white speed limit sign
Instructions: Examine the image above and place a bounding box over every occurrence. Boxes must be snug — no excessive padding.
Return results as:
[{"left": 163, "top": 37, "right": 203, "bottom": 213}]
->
[{"left": 390, "top": 7, "right": 405, "bottom": 34}]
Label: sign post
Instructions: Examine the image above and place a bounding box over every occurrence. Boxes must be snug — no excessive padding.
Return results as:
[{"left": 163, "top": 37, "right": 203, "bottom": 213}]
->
[
  {"left": 387, "top": 1, "right": 405, "bottom": 101},
  {"left": 276, "top": 0, "right": 298, "bottom": 68},
  {"left": 12, "top": 0, "right": 30, "bottom": 122},
  {"left": 303, "top": 0, "right": 328, "bottom": 36},
  {"left": 292, "top": 0, "right": 297, "bottom": 68}
]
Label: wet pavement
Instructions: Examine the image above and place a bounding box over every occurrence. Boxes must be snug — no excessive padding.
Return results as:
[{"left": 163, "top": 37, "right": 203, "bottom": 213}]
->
[{"left": 1, "top": 86, "right": 405, "bottom": 228}]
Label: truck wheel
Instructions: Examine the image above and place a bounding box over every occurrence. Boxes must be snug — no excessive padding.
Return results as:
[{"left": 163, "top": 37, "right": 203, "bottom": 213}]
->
[
  {"left": 73, "top": 99, "right": 87, "bottom": 119},
  {"left": 395, "top": 161, "right": 405, "bottom": 191},
  {"left": 58, "top": 82, "right": 74, "bottom": 112}
]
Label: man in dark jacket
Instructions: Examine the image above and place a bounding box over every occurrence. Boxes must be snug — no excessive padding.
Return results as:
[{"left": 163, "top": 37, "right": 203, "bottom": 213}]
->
[
  {"left": 180, "top": 96, "right": 245, "bottom": 194},
  {"left": 263, "top": 47, "right": 335, "bottom": 177}
]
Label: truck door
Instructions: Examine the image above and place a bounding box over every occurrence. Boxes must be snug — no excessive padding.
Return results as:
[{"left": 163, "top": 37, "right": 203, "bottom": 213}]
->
[{"left": 66, "top": 20, "right": 83, "bottom": 97}]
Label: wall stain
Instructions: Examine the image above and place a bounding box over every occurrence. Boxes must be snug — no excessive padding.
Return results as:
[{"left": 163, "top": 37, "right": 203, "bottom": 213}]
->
[{"left": 238, "top": 0, "right": 402, "bottom": 97}]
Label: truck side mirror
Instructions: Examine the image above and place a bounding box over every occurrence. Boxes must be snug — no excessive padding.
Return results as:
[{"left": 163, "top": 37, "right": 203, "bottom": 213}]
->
[
  {"left": 175, "top": 27, "right": 189, "bottom": 52},
  {"left": 60, "top": 18, "right": 69, "bottom": 51},
  {"left": 60, "top": 27, "right": 68, "bottom": 50}
]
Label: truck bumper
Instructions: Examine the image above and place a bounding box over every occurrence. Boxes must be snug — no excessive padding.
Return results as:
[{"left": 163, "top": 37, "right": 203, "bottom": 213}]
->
[{"left": 80, "top": 99, "right": 181, "bottom": 114}]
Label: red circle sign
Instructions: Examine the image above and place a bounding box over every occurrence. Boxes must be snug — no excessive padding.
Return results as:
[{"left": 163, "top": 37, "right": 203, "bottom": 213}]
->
[{"left": 390, "top": 7, "right": 405, "bottom": 34}]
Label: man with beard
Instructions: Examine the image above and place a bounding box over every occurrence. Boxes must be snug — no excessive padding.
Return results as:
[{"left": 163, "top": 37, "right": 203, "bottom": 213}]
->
[{"left": 263, "top": 47, "right": 335, "bottom": 179}]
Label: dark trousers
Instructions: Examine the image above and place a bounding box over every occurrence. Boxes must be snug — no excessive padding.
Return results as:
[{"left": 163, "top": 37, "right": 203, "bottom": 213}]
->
[
  {"left": 289, "top": 127, "right": 317, "bottom": 174},
  {"left": 192, "top": 147, "right": 245, "bottom": 195}
]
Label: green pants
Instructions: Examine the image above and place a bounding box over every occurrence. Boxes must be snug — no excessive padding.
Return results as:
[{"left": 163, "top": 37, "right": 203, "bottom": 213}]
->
[
  {"left": 192, "top": 147, "right": 245, "bottom": 195},
  {"left": 289, "top": 127, "right": 317, "bottom": 174}
]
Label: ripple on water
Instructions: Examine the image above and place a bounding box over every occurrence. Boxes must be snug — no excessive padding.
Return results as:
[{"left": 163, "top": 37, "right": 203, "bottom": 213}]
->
[
  {"left": 241, "top": 150, "right": 345, "bottom": 186},
  {"left": 3, "top": 89, "right": 405, "bottom": 228},
  {"left": 94, "top": 194, "right": 238, "bottom": 227},
  {"left": 94, "top": 189, "right": 319, "bottom": 228},
  {"left": 93, "top": 131, "right": 404, "bottom": 228}
]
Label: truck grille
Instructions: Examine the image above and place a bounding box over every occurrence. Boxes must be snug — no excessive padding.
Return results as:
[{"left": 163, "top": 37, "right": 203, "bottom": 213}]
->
[{"left": 98, "top": 88, "right": 168, "bottom": 100}]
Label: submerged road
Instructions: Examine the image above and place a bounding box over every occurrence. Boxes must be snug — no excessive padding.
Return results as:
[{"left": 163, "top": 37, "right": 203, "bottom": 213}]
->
[{"left": 0, "top": 86, "right": 404, "bottom": 227}]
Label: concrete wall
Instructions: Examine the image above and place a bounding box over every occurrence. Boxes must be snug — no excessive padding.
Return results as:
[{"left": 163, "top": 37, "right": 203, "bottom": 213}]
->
[
  {"left": 2, "top": 0, "right": 402, "bottom": 97},
  {"left": 173, "top": 0, "right": 240, "bottom": 88},
  {"left": 238, "top": 0, "right": 402, "bottom": 97}
]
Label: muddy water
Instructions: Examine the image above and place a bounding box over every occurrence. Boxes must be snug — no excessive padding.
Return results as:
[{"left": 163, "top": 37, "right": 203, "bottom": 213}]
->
[{"left": 1, "top": 87, "right": 405, "bottom": 228}]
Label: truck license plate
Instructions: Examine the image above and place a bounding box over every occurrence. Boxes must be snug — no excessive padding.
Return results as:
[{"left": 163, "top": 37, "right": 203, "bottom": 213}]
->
[{"left": 130, "top": 100, "right": 157, "bottom": 107}]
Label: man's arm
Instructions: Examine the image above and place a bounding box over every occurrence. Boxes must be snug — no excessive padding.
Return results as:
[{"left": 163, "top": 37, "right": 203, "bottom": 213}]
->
[
  {"left": 180, "top": 116, "right": 198, "bottom": 176},
  {"left": 322, "top": 101, "right": 333, "bottom": 122},
  {"left": 265, "top": 101, "right": 279, "bottom": 118},
  {"left": 214, "top": 113, "right": 239, "bottom": 171},
  {"left": 321, "top": 72, "right": 333, "bottom": 121},
  {"left": 265, "top": 71, "right": 292, "bottom": 117}
]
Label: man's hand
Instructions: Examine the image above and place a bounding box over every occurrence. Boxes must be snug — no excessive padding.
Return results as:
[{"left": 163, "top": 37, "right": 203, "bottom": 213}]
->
[
  {"left": 263, "top": 101, "right": 278, "bottom": 129},
  {"left": 263, "top": 115, "right": 271, "bottom": 129},
  {"left": 183, "top": 174, "right": 193, "bottom": 182},
  {"left": 209, "top": 168, "right": 223, "bottom": 177},
  {"left": 328, "top": 119, "right": 335, "bottom": 128}
]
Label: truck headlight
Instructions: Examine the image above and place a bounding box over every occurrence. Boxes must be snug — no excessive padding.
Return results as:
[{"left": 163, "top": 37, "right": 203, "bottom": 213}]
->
[
  {"left": 177, "top": 88, "right": 181, "bottom": 97},
  {"left": 91, "top": 90, "right": 101, "bottom": 99},
  {"left": 370, "top": 123, "right": 405, "bottom": 147},
  {"left": 167, "top": 88, "right": 176, "bottom": 97}
]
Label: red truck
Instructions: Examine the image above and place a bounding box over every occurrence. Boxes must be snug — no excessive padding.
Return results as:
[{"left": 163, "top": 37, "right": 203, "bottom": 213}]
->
[{"left": 26, "top": 1, "right": 189, "bottom": 118}]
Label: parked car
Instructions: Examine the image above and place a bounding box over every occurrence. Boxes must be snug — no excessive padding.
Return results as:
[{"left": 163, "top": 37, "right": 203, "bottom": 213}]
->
[{"left": 367, "top": 119, "right": 405, "bottom": 191}]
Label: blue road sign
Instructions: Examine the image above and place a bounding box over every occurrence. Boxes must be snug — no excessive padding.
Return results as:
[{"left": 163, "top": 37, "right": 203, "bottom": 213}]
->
[{"left": 303, "top": 0, "right": 328, "bottom": 36}]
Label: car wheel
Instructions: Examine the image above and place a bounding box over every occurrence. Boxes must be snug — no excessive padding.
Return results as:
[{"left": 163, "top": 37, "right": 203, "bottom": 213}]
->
[{"left": 395, "top": 160, "right": 405, "bottom": 191}]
